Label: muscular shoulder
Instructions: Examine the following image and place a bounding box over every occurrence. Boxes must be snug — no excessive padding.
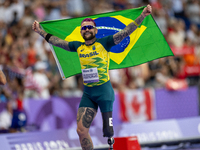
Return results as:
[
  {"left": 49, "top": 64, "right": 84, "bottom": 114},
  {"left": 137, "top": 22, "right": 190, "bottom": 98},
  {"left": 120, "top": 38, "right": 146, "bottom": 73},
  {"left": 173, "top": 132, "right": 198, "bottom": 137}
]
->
[
  {"left": 96, "top": 35, "right": 116, "bottom": 51},
  {"left": 68, "top": 41, "right": 83, "bottom": 52}
]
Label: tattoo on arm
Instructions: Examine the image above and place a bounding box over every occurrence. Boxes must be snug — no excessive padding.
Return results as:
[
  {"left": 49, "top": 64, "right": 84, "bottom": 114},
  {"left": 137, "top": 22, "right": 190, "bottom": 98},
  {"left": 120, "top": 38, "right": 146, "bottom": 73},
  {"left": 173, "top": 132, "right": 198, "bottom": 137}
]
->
[
  {"left": 77, "top": 107, "right": 85, "bottom": 123},
  {"left": 113, "top": 14, "right": 145, "bottom": 45},
  {"left": 81, "top": 138, "right": 93, "bottom": 150},
  {"left": 48, "top": 36, "right": 70, "bottom": 51},
  {"left": 39, "top": 30, "right": 48, "bottom": 39},
  {"left": 82, "top": 108, "right": 95, "bottom": 128},
  {"left": 39, "top": 29, "right": 71, "bottom": 51}
]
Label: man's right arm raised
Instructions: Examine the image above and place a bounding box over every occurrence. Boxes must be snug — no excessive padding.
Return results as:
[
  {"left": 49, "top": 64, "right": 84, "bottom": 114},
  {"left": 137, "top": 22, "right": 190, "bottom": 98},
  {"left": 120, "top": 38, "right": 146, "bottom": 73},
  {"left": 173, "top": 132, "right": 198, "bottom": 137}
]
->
[{"left": 32, "top": 20, "right": 71, "bottom": 51}]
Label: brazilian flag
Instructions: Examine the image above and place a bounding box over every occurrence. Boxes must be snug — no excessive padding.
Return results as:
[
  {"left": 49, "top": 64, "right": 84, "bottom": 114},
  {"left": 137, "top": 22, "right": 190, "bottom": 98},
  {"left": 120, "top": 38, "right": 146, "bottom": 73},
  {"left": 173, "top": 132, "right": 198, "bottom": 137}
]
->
[{"left": 40, "top": 6, "right": 174, "bottom": 79}]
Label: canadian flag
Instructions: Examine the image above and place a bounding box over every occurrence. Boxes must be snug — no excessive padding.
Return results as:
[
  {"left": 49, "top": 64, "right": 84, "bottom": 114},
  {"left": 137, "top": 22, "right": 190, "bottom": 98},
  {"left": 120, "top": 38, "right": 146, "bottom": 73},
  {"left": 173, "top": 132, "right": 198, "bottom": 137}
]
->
[{"left": 119, "top": 89, "right": 155, "bottom": 122}]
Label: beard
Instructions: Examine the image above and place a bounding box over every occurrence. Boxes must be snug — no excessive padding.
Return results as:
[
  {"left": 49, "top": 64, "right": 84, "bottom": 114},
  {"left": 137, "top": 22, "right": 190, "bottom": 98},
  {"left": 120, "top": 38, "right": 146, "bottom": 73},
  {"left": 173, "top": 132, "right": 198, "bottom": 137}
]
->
[{"left": 83, "top": 32, "right": 95, "bottom": 41}]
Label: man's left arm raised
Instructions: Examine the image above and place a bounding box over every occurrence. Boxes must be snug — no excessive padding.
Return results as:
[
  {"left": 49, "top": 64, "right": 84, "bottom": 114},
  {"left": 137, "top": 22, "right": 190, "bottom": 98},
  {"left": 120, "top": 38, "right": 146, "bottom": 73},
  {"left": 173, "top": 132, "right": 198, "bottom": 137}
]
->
[{"left": 113, "top": 4, "right": 152, "bottom": 45}]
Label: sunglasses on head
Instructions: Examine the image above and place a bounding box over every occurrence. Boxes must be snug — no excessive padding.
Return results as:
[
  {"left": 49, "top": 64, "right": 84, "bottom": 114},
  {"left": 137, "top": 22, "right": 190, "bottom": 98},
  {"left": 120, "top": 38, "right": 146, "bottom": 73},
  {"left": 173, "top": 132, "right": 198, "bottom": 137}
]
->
[{"left": 81, "top": 25, "right": 96, "bottom": 30}]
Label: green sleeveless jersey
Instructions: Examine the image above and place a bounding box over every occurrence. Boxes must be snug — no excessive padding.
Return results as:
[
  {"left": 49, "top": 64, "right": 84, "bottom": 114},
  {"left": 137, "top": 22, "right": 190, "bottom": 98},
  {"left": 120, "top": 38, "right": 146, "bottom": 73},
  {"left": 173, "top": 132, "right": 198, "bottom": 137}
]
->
[{"left": 68, "top": 35, "right": 115, "bottom": 87}]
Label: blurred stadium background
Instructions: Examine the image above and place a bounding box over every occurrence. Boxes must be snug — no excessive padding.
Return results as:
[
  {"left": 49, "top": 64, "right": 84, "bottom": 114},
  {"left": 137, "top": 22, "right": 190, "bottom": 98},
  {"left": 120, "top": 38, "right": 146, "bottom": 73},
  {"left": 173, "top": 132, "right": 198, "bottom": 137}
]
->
[{"left": 0, "top": 0, "right": 200, "bottom": 150}]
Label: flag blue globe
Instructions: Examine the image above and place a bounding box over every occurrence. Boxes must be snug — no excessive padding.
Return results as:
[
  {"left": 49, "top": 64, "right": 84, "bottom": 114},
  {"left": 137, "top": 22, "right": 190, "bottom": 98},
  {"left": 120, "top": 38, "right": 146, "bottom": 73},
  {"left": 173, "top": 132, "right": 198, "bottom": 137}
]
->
[{"left": 94, "top": 17, "right": 130, "bottom": 53}]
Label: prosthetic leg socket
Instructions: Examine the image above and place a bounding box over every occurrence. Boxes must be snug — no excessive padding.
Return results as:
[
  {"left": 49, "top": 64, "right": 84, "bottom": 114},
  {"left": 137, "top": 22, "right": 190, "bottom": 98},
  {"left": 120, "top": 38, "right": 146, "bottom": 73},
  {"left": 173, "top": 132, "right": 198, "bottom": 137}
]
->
[{"left": 102, "top": 111, "right": 114, "bottom": 137}]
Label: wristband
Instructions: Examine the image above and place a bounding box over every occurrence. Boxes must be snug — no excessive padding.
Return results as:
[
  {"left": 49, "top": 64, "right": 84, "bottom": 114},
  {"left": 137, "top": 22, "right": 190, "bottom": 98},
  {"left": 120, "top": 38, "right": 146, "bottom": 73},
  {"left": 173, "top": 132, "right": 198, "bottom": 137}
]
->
[
  {"left": 45, "top": 33, "right": 52, "bottom": 42},
  {"left": 133, "top": 20, "right": 139, "bottom": 27}
]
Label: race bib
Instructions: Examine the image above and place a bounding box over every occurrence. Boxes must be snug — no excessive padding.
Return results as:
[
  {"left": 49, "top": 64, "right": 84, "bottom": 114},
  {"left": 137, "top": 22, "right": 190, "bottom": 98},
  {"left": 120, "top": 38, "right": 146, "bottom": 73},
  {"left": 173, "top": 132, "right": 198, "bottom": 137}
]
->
[{"left": 82, "top": 68, "right": 99, "bottom": 83}]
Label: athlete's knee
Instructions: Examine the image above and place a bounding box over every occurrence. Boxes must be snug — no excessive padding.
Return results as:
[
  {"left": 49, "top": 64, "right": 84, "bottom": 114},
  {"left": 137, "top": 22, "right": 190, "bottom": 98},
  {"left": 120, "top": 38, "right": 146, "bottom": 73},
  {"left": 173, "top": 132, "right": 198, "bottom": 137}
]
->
[
  {"left": 76, "top": 126, "right": 88, "bottom": 137},
  {"left": 102, "top": 111, "right": 114, "bottom": 137}
]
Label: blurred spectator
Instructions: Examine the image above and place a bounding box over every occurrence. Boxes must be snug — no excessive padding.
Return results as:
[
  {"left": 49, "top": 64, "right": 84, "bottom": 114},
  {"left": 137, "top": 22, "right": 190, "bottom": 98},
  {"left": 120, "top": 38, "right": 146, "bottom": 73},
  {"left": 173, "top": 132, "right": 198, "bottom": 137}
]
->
[
  {"left": 27, "top": 41, "right": 37, "bottom": 67},
  {"left": 66, "top": 0, "right": 85, "bottom": 17},
  {"left": 44, "top": 5, "right": 61, "bottom": 21},
  {"left": 128, "top": 0, "right": 143, "bottom": 7},
  {"left": 32, "top": 1, "right": 45, "bottom": 22},
  {"left": 196, "top": 30, "right": 200, "bottom": 61},
  {"left": 32, "top": 61, "right": 50, "bottom": 100},
  {"left": 10, "top": 108, "right": 27, "bottom": 132},
  {"left": 146, "top": 59, "right": 162, "bottom": 87},
  {"left": 167, "top": 18, "right": 186, "bottom": 48},
  {"left": 0, "top": 1, "right": 5, "bottom": 22},
  {"left": 127, "top": 63, "right": 150, "bottom": 89},
  {"left": 112, "top": 0, "right": 128, "bottom": 11},
  {"left": 46, "top": 53, "right": 62, "bottom": 97},
  {"left": 155, "top": 63, "right": 170, "bottom": 87},
  {"left": 150, "top": 0, "right": 163, "bottom": 10},
  {"left": 109, "top": 69, "right": 127, "bottom": 90},
  {"left": 21, "top": 6, "right": 35, "bottom": 27},
  {"left": 61, "top": 76, "right": 79, "bottom": 97},
  {"left": 23, "top": 67, "right": 41, "bottom": 99},
  {"left": 34, "top": 38, "right": 49, "bottom": 62},
  {"left": 0, "top": 100, "right": 13, "bottom": 131},
  {"left": 60, "top": 7, "right": 71, "bottom": 19},
  {"left": 183, "top": 37, "right": 199, "bottom": 66},
  {"left": 0, "top": 99, "right": 27, "bottom": 133},
  {"left": 153, "top": 7, "right": 167, "bottom": 35},
  {"left": 170, "top": 0, "right": 186, "bottom": 18},
  {"left": 186, "top": 23, "right": 199, "bottom": 45},
  {"left": 3, "top": 0, "right": 24, "bottom": 25},
  {"left": 185, "top": 0, "right": 200, "bottom": 26},
  {"left": 94, "top": 0, "right": 114, "bottom": 14}
]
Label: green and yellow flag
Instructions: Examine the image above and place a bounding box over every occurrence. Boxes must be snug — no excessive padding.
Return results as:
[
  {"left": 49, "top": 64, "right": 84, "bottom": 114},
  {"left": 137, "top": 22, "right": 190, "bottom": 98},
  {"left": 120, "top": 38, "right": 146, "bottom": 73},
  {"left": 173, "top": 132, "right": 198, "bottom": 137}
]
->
[{"left": 40, "top": 6, "right": 174, "bottom": 79}]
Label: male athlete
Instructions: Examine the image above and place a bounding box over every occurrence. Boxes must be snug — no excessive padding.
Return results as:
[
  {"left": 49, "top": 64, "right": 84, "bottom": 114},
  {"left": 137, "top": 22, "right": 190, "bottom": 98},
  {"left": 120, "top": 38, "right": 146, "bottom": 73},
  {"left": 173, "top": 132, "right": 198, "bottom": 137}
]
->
[{"left": 32, "top": 5, "right": 152, "bottom": 150}]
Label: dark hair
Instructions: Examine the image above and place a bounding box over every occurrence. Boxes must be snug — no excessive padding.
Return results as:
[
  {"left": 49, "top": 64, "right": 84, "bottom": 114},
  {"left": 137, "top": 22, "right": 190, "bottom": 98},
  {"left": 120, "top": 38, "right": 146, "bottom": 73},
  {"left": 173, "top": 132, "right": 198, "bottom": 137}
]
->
[{"left": 81, "top": 18, "right": 96, "bottom": 26}]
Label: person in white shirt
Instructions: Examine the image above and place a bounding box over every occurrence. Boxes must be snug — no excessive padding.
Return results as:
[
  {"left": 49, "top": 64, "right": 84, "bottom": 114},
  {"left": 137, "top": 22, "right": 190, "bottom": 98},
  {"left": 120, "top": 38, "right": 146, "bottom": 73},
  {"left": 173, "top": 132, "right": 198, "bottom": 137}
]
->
[
  {"left": 0, "top": 101, "right": 13, "bottom": 130},
  {"left": 33, "top": 61, "right": 50, "bottom": 100}
]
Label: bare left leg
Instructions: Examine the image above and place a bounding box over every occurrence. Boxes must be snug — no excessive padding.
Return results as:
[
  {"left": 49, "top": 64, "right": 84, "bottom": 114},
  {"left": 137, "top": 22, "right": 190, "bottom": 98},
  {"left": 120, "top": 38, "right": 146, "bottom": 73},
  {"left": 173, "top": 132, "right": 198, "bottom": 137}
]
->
[{"left": 77, "top": 107, "right": 97, "bottom": 150}]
